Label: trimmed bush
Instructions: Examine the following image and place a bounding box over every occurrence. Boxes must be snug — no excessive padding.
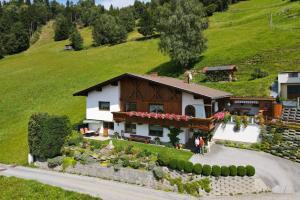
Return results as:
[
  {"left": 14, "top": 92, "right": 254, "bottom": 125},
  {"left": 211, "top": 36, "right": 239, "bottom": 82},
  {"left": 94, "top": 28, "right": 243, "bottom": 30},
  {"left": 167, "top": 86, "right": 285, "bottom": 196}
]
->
[
  {"left": 153, "top": 167, "right": 164, "bottom": 180},
  {"left": 221, "top": 166, "right": 229, "bottom": 177},
  {"left": 237, "top": 166, "right": 246, "bottom": 177},
  {"left": 246, "top": 165, "right": 255, "bottom": 176},
  {"left": 193, "top": 164, "right": 202, "bottom": 175},
  {"left": 176, "top": 160, "right": 185, "bottom": 171},
  {"left": 211, "top": 165, "right": 221, "bottom": 177},
  {"left": 47, "top": 156, "right": 63, "bottom": 168},
  {"left": 28, "top": 113, "right": 71, "bottom": 159},
  {"left": 202, "top": 165, "right": 212, "bottom": 176},
  {"left": 62, "top": 157, "right": 77, "bottom": 170},
  {"left": 157, "top": 153, "right": 170, "bottom": 166},
  {"left": 169, "top": 159, "right": 178, "bottom": 170},
  {"left": 184, "top": 161, "right": 194, "bottom": 173},
  {"left": 229, "top": 165, "right": 237, "bottom": 176}
]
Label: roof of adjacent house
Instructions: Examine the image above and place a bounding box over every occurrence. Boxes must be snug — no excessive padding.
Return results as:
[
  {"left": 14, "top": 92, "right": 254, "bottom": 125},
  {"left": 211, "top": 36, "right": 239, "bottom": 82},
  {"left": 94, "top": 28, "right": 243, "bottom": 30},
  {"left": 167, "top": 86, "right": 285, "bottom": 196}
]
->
[
  {"left": 202, "top": 65, "right": 237, "bottom": 73},
  {"left": 73, "top": 73, "right": 232, "bottom": 99}
]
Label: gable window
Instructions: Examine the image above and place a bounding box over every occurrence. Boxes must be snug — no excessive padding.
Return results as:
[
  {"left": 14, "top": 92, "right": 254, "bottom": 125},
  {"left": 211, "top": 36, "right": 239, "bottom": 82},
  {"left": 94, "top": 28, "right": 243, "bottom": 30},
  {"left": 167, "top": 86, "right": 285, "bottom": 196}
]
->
[
  {"left": 125, "top": 123, "right": 136, "bottom": 134},
  {"left": 125, "top": 102, "right": 137, "bottom": 112},
  {"left": 185, "top": 105, "right": 196, "bottom": 117},
  {"left": 149, "top": 104, "right": 164, "bottom": 113},
  {"left": 149, "top": 125, "right": 163, "bottom": 137},
  {"left": 99, "top": 101, "right": 110, "bottom": 111}
]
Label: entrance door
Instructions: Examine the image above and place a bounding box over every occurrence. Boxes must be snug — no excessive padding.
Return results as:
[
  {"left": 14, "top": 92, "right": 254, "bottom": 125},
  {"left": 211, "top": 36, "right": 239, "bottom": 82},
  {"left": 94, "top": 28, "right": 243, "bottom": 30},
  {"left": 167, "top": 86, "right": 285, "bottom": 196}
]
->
[{"left": 103, "top": 122, "right": 109, "bottom": 137}]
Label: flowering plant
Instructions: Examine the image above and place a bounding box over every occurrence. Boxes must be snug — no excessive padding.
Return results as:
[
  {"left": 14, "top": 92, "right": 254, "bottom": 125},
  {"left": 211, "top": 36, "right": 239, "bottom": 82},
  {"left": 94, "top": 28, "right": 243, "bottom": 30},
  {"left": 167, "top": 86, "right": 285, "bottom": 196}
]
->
[{"left": 213, "top": 112, "right": 226, "bottom": 121}]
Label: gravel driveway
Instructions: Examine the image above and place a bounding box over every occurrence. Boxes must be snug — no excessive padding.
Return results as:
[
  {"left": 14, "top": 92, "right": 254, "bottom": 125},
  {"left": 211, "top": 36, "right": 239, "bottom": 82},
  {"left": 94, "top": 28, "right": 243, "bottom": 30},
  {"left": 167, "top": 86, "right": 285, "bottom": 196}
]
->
[{"left": 190, "top": 144, "right": 300, "bottom": 193}]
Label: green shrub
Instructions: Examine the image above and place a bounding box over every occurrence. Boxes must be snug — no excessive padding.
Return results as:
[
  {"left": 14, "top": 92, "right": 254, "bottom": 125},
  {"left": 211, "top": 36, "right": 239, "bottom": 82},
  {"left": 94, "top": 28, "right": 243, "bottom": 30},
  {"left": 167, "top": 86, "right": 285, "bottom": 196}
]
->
[
  {"left": 184, "top": 182, "right": 199, "bottom": 196},
  {"left": 246, "top": 165, "right": 255, "bottom": 176},
  {"left": 237, "top": 166, "right": 246, "bottom": 177},
  {"left": 63, "top": 148, "right": 75, "bottom": 157},
  {"left": 193, "top": 164, "right": 202, "bottom": 175},
  {"left": 153, "top": 167, "right": 164, "bottom": 180},
  {"left": 211, "top": 165, "right": 221, "bottom": 177},
  {"left": 121, "top": 156, "right": 130, "bottom": 167},
  {"left": 129, "top": 161, "right": 140, "bottom": 169},
  {"left": 28, "top": 113, "right": 71, "bottom": 159},
  {"left": 90, "top": 140, "right": 102, "bottom": 150},
  {"left": 184, "top": 161, "right": 194, "bottom": 173},
  {"left": 229, "top": 165, "right": 237, "bottom": 176},
  {"left": 176, "top": 160, "right": 185, "bottom": 171},
  {"left": 169, "top": 159, "right": 178, "bottom": 170},
  {"left": 67, "top": 131, "right": 83, "bottom": 146},
  {"left": 62, "top": 157, "right": 77, "bottom": 170},
  {"left": 221, "top": 166, "right": 229, "bottom": 177},
  {"left": 157, "top": 153, "right": 170, "bottom": 166},
  {"left": 125, "top": 144, "right": 134, "bottom": 154},
  {"left": 47, "top": 156, "right": 63, "bottom": 168},
  {"left": 202, "top": 165, "right": 212, "bottom": 176}
]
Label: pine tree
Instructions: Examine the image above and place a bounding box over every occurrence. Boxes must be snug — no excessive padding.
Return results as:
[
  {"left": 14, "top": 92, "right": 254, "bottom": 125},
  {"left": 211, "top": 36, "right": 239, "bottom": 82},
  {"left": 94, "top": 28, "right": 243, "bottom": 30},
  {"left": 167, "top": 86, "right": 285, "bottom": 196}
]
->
[{"left": 69, "top": 28, "right": 83, "bottom": 51}]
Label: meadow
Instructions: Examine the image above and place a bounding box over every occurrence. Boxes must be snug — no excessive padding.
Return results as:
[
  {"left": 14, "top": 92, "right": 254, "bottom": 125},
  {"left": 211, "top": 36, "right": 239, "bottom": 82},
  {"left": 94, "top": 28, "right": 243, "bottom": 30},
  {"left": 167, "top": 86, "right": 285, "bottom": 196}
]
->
[{"left": 0, "top": 0, "right": 300, "bottom": 164}]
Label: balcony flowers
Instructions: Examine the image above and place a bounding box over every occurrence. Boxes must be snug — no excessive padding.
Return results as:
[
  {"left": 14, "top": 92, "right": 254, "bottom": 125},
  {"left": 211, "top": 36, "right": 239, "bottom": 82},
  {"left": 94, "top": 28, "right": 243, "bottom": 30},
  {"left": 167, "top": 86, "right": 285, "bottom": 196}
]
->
[{"left": 213, "top": 112, "right": 226, "bottom": 121}]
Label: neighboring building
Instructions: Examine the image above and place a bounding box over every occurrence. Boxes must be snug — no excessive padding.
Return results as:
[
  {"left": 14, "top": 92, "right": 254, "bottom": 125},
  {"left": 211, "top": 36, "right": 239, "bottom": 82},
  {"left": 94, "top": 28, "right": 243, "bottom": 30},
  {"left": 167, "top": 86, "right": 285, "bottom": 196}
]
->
[
  {"left": 228, "top": 97, "right": 276, "bottom": 119},
  {"left": 278, "top": 71, "right": 300, "bottom": 100},
  {"left": 73, "top": 73, "right": 232, "bottom": 144},
  {"left": 202, "top": 65, "right": 237, "bottom": 82}
]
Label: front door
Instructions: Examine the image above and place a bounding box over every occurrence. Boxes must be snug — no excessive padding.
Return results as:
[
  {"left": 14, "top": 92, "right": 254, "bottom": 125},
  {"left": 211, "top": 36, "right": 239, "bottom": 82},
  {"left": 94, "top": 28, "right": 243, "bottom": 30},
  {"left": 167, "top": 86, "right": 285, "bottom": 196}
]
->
[{"left": 103, "top": 122, "right": 109, "bottom": 137}]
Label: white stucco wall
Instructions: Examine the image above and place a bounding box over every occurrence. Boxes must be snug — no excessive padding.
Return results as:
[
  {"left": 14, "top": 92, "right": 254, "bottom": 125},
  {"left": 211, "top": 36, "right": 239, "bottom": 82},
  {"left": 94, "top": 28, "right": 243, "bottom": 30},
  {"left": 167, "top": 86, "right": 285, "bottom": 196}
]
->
[
  {"left": 86, "top": 83, "right": 120, "bottom": 122},
  {"left": 182, "top": 92, "right": 206, "bottom": 118},
  {"left": 113, "top": 122, "right": 188, "bottom": 144}
]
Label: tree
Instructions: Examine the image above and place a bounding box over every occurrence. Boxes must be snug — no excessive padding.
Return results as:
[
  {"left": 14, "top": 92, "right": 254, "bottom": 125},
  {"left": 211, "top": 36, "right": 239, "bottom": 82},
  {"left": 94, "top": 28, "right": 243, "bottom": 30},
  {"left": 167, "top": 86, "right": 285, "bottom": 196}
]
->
[
  {"left": 158, "top": 0, "right": 208, "bottom": 66},
  {"left": 138, "top": 8, "right": 155, "bottom": 37},
  {"left": 54, "top": 14, "right": 71, "bottom": 41},
  {"left": 70, "top": 28, "right": 83, "bottom": 50},
  {"left": 168, "top": 128, "right": 181, "bottom": 146},
  {"left": 28, "top": 113, "right": 71, "bottom": 159},
  {"left": 119, "top": 7, "right": 135, "bottom": 32},
  {"left": 5, "top": 22, "right": 30, "bottom": 54},
  {"left": 92, "top": 14, "right": 126, "bottom": 46}
]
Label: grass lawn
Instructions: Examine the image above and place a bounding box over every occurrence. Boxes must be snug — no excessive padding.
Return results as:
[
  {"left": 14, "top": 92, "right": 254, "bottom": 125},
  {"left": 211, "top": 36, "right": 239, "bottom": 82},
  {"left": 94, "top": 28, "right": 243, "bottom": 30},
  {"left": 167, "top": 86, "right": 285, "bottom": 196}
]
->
[
  {"left": 0, "top": 176, "right": 100, "bottom": 200},
  {"left": 0, "top": 0, "right": 300, "bottom": 164},
  {"left": 96, "top": 139, "right": 193, "bottom": 161}
]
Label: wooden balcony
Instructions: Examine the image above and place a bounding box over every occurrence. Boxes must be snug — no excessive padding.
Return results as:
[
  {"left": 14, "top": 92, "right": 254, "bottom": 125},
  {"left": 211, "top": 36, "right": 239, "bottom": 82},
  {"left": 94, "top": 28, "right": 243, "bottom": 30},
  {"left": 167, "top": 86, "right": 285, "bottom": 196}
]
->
[{"left": 112, "top": 112, "right": 215, "bottom": 132}]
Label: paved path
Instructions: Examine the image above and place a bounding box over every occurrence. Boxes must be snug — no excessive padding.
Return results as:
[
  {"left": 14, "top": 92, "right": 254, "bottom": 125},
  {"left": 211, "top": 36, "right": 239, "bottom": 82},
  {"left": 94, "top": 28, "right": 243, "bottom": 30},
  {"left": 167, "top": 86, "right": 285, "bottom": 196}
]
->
[
  {"left": 190, "top": 144, "right": 300, "bottom": 193},
  {"left": 0, "top": 164, "right": 195, "bottom": 200}
]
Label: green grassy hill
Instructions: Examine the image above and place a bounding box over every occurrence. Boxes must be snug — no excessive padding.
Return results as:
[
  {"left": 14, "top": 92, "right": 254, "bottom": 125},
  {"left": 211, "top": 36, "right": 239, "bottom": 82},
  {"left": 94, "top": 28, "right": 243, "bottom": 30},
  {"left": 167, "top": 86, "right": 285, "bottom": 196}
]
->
[{"left": 0, "top": 0, "right": 300, "bottom": 164}]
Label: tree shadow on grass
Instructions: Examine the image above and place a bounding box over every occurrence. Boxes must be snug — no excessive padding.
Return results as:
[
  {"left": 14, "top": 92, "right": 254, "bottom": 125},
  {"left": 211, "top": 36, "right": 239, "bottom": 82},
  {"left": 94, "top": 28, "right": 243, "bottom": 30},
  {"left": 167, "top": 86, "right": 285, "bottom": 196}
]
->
[{"left": 148, "top": 58, "right": 201, "bottom": 78}]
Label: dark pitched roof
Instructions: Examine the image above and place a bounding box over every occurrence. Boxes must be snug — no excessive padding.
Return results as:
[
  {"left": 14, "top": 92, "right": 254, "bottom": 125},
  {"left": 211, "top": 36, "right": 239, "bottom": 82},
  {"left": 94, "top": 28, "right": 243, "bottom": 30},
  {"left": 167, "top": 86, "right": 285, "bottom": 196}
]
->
[
  {"left": 73, "top": 73, "right": 232, "bottom": 99},
  {"left": 203, "top": 65, "right": 237, "bottom": 73}
]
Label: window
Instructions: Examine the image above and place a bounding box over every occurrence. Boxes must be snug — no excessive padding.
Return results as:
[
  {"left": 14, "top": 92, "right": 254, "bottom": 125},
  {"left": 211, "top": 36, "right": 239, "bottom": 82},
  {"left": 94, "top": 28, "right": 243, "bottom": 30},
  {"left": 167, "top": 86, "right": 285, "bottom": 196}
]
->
[
  {"left": 185, "top": 105, "right": 196, "bottom": 117},
  {"left": 99, "top": 101, "right": 110, "bottom": 110},
  {"left": 149, "top": 125, "right": 163, "bottom": 137},
  {"left": 125, "top": 123, "right": 136, "bottom": 134},
  {"left": 125, "top": 102, "right": 137, "bottom": 112},
  {"left": 104, "top": 122, "right": 114, "bottom": 130},
  {"left": 149, "top": 104, "right": 164, "bottom": 113},
  {"left": 288, "top": 73, "right": 299, "bottom": 78}
]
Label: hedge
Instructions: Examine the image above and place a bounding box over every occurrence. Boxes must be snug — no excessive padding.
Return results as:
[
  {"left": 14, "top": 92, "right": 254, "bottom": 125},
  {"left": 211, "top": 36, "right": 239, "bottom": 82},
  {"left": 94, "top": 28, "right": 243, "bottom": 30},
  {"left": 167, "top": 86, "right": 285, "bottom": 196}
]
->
[
  {"left": 246, "top": 165, "right": 255, "bottom": 176},
  {"left": 202, "top": 165, "right": 212, "bottom": 176},
  {"left": 237, "top": 166, "right": 246, "bottom": 177},
  {"left": 169, "top": 159, "right": 178, "bottom": 170},
  {"left": 193, "top": 164, "right": 202, "bottom": 175},
  {"left": 211, "top": 165, "right": 221, "bottom": 177},
  {"left": 184, "top": 161, "right": 194, "bottom": 173},
  {"left": 221, "top": 166, "right": 229, "bottom": 177},
  {"left": 157, "top": 153, "right": 170, "bottom": 166},
  {"left": 177, "top": 160, "right": 185, "bottom": 171},
  {"left": 229, "top": 165, "right": 237, "bottom": 176}
]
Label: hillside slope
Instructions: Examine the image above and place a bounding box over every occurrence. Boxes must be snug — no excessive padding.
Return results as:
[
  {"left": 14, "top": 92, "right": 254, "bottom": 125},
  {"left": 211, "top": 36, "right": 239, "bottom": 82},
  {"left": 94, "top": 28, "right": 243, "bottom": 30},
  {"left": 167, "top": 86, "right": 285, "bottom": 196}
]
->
[{"left": 0, "top": 0, "right": 300, "bottom": 164}]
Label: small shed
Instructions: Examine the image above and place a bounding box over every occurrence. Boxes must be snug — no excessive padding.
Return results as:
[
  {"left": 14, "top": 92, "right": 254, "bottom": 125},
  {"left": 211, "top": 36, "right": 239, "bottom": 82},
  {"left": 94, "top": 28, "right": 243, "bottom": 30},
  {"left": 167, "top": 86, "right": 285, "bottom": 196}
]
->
[
  {"left": 64, "top": 45, "right": 74, "bottom": 51},
  {"left": 203, "top": 65, "right": 237, "bottom": 82}
]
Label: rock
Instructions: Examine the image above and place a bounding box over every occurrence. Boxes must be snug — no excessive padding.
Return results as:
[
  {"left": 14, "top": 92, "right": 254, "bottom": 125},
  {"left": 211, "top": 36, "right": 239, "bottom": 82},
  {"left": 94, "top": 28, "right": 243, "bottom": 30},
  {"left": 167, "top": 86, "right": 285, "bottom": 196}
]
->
[{"left": 162, "top": 166, "right": 169, "bottom": 173}]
